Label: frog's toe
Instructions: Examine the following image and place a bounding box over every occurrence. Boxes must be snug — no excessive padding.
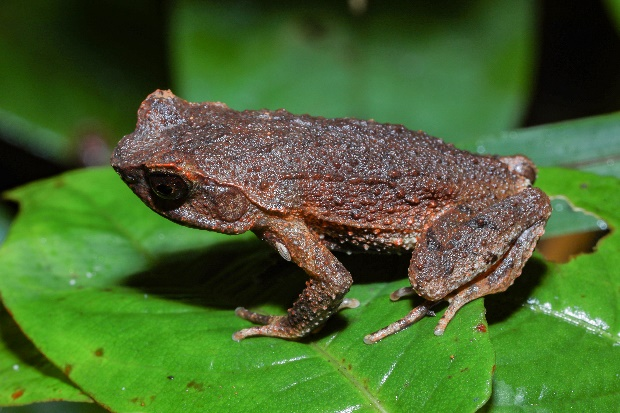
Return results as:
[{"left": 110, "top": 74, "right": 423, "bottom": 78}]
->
[
  {"left": 234, "top": 307, "right": 273, "bottom": 325},
  {"left": 232, "top": 326, "right": 266, "bottom": 341},
  {"left": 338, "top": 297, "right": 360, "bottom": 310},
  {"left": 389, "top": 286, "right": 416, "bottom": 301},
  {"left": 232, "top": 320, "right": 308, "bottom": 341},
  {"left": 232, "top": 326, "right": 271, "bottom": 341},
  {"left": 363, "top": 300, "right": 435, "bottom": 344}
]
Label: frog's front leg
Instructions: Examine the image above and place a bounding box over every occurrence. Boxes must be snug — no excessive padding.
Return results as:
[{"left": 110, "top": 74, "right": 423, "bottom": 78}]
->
[
  {"left": 365, "top": 187, "right": 551, "bottom": 344},
  {"left": 232, "top": 217, "right": 357, "bottom": 341}
]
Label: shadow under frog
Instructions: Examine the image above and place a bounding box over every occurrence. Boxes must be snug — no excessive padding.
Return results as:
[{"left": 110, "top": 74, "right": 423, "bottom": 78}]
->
[
  {"left": 121, "top": 239, "right": 545, "bottom": 338},
  {"left": 121, "top": 239, "right": 411, "bottom": 338},
  {"left": 121, "top": 240, "right": 277, "bottom": 309}
]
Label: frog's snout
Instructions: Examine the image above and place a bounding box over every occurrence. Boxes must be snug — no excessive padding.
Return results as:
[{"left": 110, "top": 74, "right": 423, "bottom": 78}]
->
[
  {"left": 111, "top": 162, "right": 141, "bottom": 186},
  {"left": 110, "top": 141, "right": 125, "bottom": 170}
]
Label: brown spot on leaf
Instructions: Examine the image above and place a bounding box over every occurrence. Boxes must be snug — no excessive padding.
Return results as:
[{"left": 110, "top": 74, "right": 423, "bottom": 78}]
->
[
  {"left": 362, "top": 378, "right": 370, "bottom": 390},
  {"left": 130, "top": 397, "right": 146, "bottom": 407},
  {"left": 94, "top": 348, "right": 104, "bottom": 357},
  {"left": 187, "top": 380, "right": 204, "bottom": 392},
  {"left": 475, "top": 323, "right": 487, "bottom": 333},
  {"left": 64, "top": 364, "right": 72, "bottom": 376},
  {"left": 11, "top": 389, "right": 24, "bottom": 400}
]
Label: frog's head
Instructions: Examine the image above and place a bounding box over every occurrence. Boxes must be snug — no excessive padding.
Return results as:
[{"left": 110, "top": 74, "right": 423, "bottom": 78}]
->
[
  {"left": 111, "top": 90, "right": 258, "bottom": 234},
  {"left": 111, "top": 89, "right": 230, "bottom": 166}
]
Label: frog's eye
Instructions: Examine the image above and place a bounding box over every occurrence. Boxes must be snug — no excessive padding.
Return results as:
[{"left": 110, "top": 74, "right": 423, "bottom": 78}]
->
[{"left": 147, "top": 172, "right": 189, "bottom": 201}]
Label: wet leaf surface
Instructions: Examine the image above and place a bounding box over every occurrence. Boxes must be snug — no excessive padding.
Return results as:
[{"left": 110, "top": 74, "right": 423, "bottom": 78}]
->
[
  {"left": 0, "top": 167, "right": 617, "bottom": 411},
  {"left": 0, "top": 168, "right": 494, "bottom": 412},
  {"left": 485, "top": 168, "right": 620, "bottom": 411},
  {"left": 0, "top": 305, "right": 91, "bottom": 406}
]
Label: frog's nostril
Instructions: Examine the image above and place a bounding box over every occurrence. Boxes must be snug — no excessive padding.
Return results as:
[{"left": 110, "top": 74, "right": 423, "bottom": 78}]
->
[
  {"left": 499, "top": 155, "right": 537, "bottom": 184},
  {"left": 111, "top": 165, "right": 139, "bottom": 185},
  {"left": 123, "top": 173, "right": 138, "bottom": 185},
  {"left": 515, "top": 163, "right": 537, "bottom": 183}
]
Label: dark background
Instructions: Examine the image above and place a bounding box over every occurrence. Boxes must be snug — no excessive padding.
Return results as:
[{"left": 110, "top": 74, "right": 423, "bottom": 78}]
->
[{"left": 0, "top": 0, "right": 619, "bottom": 192}]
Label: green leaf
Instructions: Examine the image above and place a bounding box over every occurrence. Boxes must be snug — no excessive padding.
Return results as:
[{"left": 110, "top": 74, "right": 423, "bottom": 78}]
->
[
  {"left": 459, "top": 112, "right": 620, "bottom": 238},
  {"left": 542, "top": 197, "right": 608, "bottom": 238},
  {"left": 0, "top": 203, "right": 12, "bottom": 244},
  {"left": 464, "top": 112, "right": 620, "bottom": 178},
  {"left": 484, "top": 168, "right": 620, "bottom": 411},
  {"left": 0, "top": 402, "right": 108, "bottom": 413},
  {"left": 0, "top": 305, "right": 92, "bottom": 406},
  {"left": 0, "top": 168, "right": 494, "bottom": 412},
  {"left": 604, "top": 0, "right": 620, "bottom": 31},
  {"left": 170, "top": 0, "right": 535, "bottom": 144}
]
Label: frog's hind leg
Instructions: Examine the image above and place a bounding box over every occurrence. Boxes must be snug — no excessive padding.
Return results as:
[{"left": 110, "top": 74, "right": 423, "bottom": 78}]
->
[
  {"left": 364, "top": 187, "right": 551, "bottom": 344},
  {"left": 412, "top": 187, "right": 550, "bottom": 333},
  {"left": 432, "top": 218, "right": 547, "bottom": 335}
]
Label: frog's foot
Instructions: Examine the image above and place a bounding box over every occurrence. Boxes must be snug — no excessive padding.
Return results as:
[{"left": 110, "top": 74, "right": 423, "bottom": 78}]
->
[
  {"left": 232, "top": 311, "right": 304, "bottom": 342},
  {"left": 233, "top": 297, "right": 360, "bottom": 341},
  {"left": 363, "top": 300, "right": 435, "bottom": 344},
  {"left": 233, "top": 308, "right": 322, "bottom": 341}
]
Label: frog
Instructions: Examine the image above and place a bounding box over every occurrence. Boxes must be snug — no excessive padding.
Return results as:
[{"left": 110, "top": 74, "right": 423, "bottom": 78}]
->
[{"left": 111, "top": 90, "right": 552, "bottom": 344}]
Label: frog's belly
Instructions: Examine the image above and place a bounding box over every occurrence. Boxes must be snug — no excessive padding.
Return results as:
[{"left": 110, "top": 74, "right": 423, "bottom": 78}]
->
[{"left": 314, "top": 225, "right": 419, "bottom": 254}]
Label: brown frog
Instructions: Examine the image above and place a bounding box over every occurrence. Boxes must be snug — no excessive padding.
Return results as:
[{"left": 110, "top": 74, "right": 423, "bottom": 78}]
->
[{"left": 111, "top": 90, "right": 551, "bottom": 344}]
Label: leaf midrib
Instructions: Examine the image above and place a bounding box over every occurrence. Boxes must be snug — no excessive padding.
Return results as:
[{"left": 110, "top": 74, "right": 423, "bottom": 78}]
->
[{"left": 310, "top": 341, "right": 388, "bottom": 413}]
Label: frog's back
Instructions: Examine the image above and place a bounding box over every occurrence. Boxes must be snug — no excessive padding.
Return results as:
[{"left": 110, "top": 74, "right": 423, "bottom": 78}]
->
[
  {"left": 186, "top": 106, "right": 524, "bottom": 237},
  {"left": 126, "top": 92, "right": 527, "bottom": 249}
]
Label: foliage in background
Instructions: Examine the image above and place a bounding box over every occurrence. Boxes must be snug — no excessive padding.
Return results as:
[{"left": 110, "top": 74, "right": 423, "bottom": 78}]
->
[
  {"left": 171, "top": 0, "right": 534, "bottom": 142},
  {"left": 0, "top": 0, "right": 167, "bottom": 164},
  {"left": 607, "top": 0, "right": 620, "bottom": 27},
  {"left": 0, "top": 0, "right": 619, "bottom": 412}
]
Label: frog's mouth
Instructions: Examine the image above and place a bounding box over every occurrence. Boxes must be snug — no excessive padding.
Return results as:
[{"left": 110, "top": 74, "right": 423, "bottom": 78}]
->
[
  {"left": 110, "top": 162, "right": 145, "bottom": 198},
  {"left": 110, "top": 161, "right": 134, "bottom": 182}
]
